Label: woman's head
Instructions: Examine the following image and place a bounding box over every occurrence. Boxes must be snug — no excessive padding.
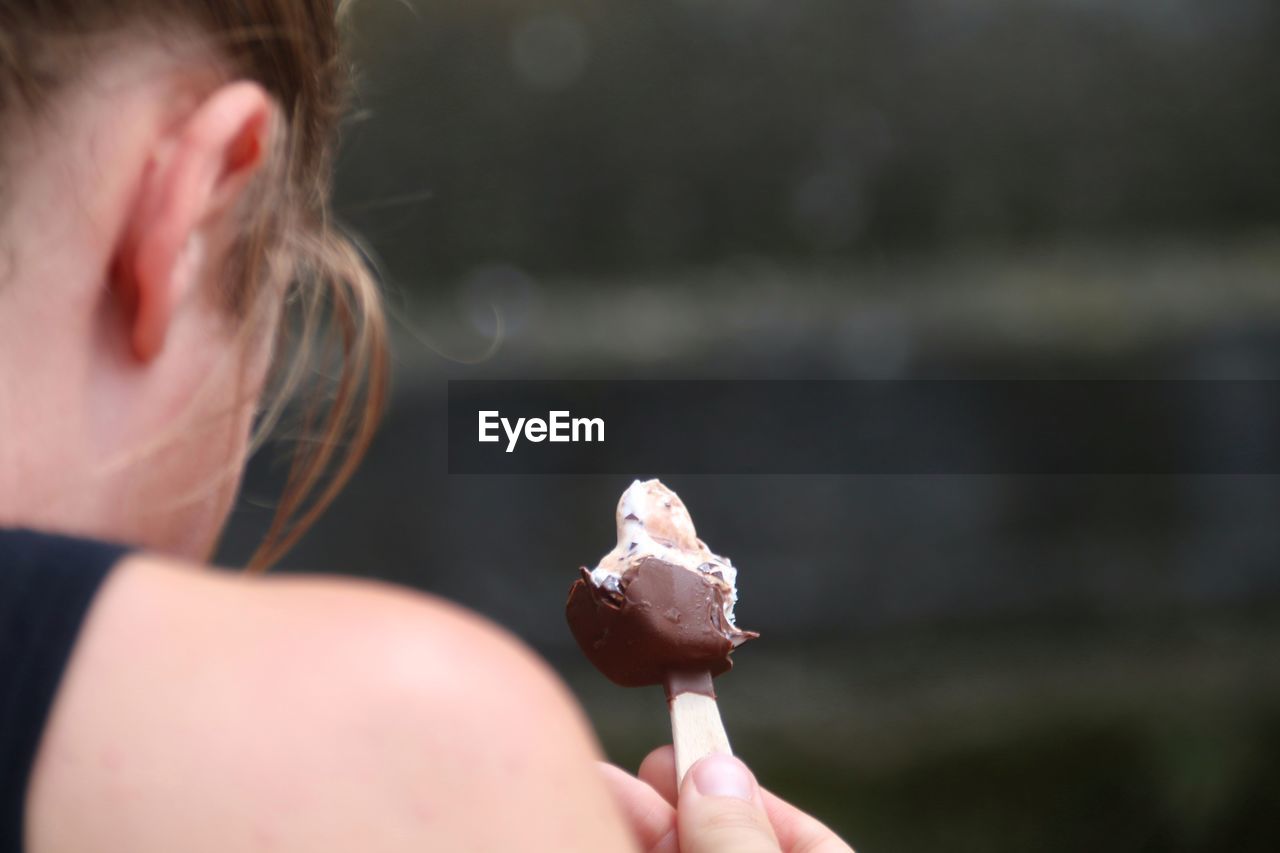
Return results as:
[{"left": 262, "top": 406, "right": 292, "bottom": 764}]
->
[{"left": 0, "top": 1, "right": 387, "bottom": 566}]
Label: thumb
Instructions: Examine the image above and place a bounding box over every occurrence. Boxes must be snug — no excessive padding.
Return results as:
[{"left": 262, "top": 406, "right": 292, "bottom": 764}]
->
[{"left": 677, "top": 754, "right": 781, "bottom": 853}]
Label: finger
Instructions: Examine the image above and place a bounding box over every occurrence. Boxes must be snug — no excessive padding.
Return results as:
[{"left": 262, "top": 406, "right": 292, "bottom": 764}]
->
[
  {"left": 677, "top": 753, "right": 781, "bottom": 853},
  {"left": 641, "top": 745, "right": 854, "bottom": 852},
  {"left": 597, "top": 762, "right": 679, "bottom": 853},
  {"left": 760, "top": 787, "right": 856, "bottom": 853},
  {"left": 637, "top": 745, "right": 678, "bottom": 805}
]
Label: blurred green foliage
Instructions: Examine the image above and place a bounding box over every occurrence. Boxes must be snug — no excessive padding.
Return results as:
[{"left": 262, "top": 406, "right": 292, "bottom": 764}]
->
[
  {"left": 221, "top": 3, "right": 1280, "bottom": 851},
  {"left": 336, "top": 0, "right": 1280, "bottom": 279}
]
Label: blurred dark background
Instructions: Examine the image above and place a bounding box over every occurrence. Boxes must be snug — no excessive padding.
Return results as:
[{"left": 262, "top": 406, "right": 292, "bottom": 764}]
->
[{"left": 219, "top": 1, "right": 1280, "bottom": 850}]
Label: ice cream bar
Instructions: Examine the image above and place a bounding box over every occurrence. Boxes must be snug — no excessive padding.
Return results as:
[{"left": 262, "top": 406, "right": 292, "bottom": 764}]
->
[{"left": 565, "top": 479, "right": 758, "bottom": 694}]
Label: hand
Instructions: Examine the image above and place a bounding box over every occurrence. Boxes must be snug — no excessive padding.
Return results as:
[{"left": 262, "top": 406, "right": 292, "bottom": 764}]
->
[{"left": 600, "top": 745, "right": 854, "bottom": 853}]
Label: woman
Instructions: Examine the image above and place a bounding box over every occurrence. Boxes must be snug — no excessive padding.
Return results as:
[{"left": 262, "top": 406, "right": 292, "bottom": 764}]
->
[{"left": 0, "top": 2, "right": 850, "bottom": 851}]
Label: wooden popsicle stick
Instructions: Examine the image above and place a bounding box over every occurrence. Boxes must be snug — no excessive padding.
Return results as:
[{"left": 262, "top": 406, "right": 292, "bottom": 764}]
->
[{"left": 667, "top": 674, "right": 732, "bottom": 788}]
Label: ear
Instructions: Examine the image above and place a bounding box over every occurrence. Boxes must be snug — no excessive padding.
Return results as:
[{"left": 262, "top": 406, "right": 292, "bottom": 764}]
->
[{"left": 114, "top": 81, "right": 275, "bottom": 362}]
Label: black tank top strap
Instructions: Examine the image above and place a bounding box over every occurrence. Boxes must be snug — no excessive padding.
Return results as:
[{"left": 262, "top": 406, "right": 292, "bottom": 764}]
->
[{"left": 0, "top": 528, "right": 131, "bottom": 853}]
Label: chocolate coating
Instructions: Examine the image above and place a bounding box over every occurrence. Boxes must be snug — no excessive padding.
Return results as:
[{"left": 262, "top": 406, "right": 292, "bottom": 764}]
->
[{"left": 565, "top": 556, "right": 758, "bottom": 689}]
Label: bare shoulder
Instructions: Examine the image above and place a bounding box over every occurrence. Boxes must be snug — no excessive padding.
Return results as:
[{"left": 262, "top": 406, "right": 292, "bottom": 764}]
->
[{"left": 26, "top": 554, "right": 633, "bottom": 853}]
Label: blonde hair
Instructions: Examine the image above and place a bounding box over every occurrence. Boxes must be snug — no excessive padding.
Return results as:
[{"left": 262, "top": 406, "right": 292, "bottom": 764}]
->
[{"left": 0, "top": 0, "right": 389, "bottom": 571}]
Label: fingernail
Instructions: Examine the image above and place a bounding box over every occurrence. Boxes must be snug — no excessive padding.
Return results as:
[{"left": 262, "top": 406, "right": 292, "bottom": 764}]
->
[{"left": 691, "top": 753, "right": 754, "bottom": 801}]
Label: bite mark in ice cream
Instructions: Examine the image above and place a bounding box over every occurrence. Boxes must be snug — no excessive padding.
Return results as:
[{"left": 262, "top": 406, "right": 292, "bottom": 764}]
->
[{"left": 565, "top": 480, "right": 758, "bottom": 690}]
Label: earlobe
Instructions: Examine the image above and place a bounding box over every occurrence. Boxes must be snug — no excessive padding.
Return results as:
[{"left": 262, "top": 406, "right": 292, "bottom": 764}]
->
[{"left": 111, "top": 82, "right": 275, "bottom": 363}]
